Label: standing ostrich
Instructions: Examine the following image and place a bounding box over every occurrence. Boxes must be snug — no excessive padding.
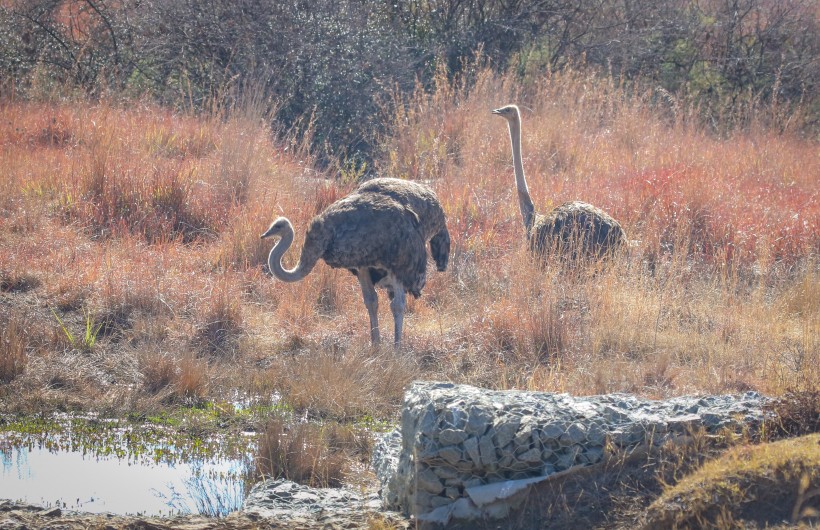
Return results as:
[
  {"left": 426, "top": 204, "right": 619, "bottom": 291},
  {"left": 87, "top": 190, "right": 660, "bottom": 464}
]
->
[
  {"left": 261, "top": 177, "right": 450, "bottom": 346},
  {"left": 492, "top": 104, "right": 625, "bottom": 260}
]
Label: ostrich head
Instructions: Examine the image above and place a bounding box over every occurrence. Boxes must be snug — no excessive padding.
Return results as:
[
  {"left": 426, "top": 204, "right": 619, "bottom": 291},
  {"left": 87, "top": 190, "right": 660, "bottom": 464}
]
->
[
  {"left": 492, "top": 104, "right": 520, "bottom": 122},
  {"left": 260, "top": 217, "right": 292, "bottom": 239}
]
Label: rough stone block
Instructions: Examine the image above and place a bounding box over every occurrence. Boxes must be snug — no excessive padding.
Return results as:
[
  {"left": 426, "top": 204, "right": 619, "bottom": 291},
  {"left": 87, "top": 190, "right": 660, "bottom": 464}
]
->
[
  {"left": 373, "top": 381, "right": 769, "bottom": 524},
  {"left": 464, "top": 436, "right": 481, "bottom": 466},
  {"left": 540, "top": 423, "right": 566, "bottom": 441},
  {"left": 465, "top": 406, "right": 493, "bottom": 436},
  {"left": 516, "top": 447, "right": 542, "bottom": 464},
  {"left": 561, "top": 422, "right": 587, "bottom": 445},
  {"left": 439, "top": 428, "right": 469, "bottom": 446},
  {"left": 478, "top": 435, "right": 497, "bottom": 466},
  {"left": 416, "top": 467, "right": 444, "bottom": 495},
  {"left": 429, "top": 495, "right": 452, "bottom": 508},
  {"left": 434, "top": 466, "right": 460, "bottom": 480},
  {"left": 436, "top": 446, "right": 463, "bottom": 466},
  {"left": 492, "top": 417, "right": 520, "bottom": 448}
]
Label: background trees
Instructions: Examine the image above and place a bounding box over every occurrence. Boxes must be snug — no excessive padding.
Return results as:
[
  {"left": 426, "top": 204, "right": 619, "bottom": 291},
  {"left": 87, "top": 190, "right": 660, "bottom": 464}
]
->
[{"left": 1, "top": 0, "right": 816, "bottom": 160}]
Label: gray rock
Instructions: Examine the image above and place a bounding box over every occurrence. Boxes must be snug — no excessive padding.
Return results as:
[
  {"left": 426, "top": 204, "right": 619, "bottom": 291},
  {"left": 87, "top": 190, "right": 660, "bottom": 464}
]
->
[
  {"left": 602, "top": 404, "right": 631, "bottom": 422},
  {"left": 242, "top": 478, "right": 399, "bottom": 526},
  {"left": 466, "top": 406, "right": 493, "bottom": 436},
  {"left": 540, "top": 422, "right": 567, "bottom": 442},
  {"left": 417, "top": 467, "right": 445, "bottom": 494},
  {"left": 516, "top": 447, "right": 542, "bottom": 464},
  {"left": 561, "top": 422, "right": 587, "bottom": 445},
  {"left": 439, "top": 428, "right": 469, "bottom": 446},
  {"left": 434, "top": 466, "right": 461, "bottom": 480},
  {"left": 514, "top": 419, "right": 536, "bottom": 446},
  {"left": 418, "top": 407, "right": 439, "bottom": 437},
  {"left": 478, "top": 435, "right": 497, "bottom": 466},
  {"left": 580, "top": 446, "right": 605, "bottom": 464},
  {"left": 436, "top": 446, "right": 463, "bottom": 466},
  {"left": 464, "top": 436, "right": 481, "bottom": 466},
  {"left": 492, "top": 417, "right": 520, "bottom": 448},
  {"left": 430, "top": 495, "right": 452, "bottom": 508},
  {"left": 587, "top": 423, "right": 607, "bottom": 445},
  {"left": 372, "top": 380, "right": 770, "bottom": 524}
]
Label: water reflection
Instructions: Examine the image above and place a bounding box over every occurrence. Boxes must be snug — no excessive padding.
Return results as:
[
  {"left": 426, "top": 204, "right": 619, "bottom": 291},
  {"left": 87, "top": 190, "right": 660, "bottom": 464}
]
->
[{"left": 0, "top": 440, "right": 247, "bottom": 516}]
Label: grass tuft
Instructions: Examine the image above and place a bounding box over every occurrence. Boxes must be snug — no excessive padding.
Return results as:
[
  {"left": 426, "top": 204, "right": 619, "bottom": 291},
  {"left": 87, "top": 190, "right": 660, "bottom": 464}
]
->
[
  {"left": 0, "top": 316, "right": 28, "bottom": 383},
  {"left": 644, "top": 434, "right": 820, "bottom": 529},
  {"left": 254, "top": 415, "right": 367, "bottom": 488},
  {"left": 764, "top": 389, "right": 820, "bottom": 439}
]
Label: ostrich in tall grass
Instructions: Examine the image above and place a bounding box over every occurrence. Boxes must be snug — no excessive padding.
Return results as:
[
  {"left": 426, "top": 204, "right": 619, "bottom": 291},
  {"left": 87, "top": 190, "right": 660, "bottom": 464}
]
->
[
  {"left": 492, "top": 104, "right": 625, "bottom": 260},
  {"left": 261, "top": 177, "right": 450, "bottom": 346}
]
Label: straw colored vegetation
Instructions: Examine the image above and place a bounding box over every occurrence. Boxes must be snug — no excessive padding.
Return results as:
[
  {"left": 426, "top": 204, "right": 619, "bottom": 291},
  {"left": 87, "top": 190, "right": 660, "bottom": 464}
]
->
[
  {"left": 644, "top": 433, "right": 820, "bottom": 529},
  {"left": 0, "top": 64, "right": 818, "bottom": 524}
]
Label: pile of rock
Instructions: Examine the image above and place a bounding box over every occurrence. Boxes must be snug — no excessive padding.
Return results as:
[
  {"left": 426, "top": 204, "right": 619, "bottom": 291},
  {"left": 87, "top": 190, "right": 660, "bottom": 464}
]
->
[
  {"left": 372, "top": 381, "right": 769, "bottom": 525},
  {"left": 242, "top": 478, "right": 407, "bottom": 528}
]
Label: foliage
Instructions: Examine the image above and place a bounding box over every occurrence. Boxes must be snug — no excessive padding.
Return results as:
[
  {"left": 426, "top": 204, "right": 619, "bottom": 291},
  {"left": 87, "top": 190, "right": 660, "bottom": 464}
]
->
[
  {"left": 51, "top": 306, "right": 102, "bottom": 352},
  {"left": 0, "top": 0, "right": 816, "bottom": 161}
]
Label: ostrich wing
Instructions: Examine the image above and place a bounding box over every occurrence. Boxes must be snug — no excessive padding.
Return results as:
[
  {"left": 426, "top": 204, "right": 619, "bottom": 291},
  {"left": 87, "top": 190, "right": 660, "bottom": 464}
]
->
[{"left": 317, "top": 195, "right": 429, "bottom": 296}]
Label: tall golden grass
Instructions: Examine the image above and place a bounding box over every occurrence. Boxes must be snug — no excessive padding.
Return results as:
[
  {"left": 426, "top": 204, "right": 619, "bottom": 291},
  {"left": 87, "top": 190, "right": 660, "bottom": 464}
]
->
[{"left": 0, "top": 64, "right": 816, "bottom": 420}]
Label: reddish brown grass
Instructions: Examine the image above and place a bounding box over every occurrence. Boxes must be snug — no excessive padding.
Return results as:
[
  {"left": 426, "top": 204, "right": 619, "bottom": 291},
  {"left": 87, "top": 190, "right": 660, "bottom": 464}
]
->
[
  {"left": 0, "top": 315, "right": 27, "bottom": 383},
  {"left": 0, "top": 64, "right": 816, "bottom": 421}
]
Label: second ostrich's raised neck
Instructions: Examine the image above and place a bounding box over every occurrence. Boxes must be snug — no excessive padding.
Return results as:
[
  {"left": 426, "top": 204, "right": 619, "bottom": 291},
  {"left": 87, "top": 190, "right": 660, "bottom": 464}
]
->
[
  {"left": 260, "top": 217, "right": 315, "bottom": 282},
  {"left": 493, "top": 104, "right": 536, "bottom": 234}
]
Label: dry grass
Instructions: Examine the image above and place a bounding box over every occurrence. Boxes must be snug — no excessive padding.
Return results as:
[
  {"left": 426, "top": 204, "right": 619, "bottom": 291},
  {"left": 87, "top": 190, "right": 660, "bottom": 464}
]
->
[
  {"left": 0, "top": 315, "right": 27, "bottom": 383},
  {"left": 0, "top": 63, "right": 817, "bottom": 427},
  {"left": 764, "top": 390, "right": 820, "bottom": 439},
  {"left": 255, "top": 415, "right": 369, "bottom": 488},
  {"left": 643, "top": 434, "right": 820, "bottom": 529}
]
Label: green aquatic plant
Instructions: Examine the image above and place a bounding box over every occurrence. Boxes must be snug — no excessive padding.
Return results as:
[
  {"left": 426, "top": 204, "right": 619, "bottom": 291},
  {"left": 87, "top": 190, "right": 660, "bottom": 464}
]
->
[{"left": 0, "top": 414, "right": 255, "bottom": 466}]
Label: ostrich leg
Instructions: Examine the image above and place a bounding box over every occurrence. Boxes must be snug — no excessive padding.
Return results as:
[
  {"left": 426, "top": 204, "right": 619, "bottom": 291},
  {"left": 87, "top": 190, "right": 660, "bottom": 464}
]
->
[
  {"left": 389, "top": 283, "right": 406, "bottom": 347},
  {"left": 357, "top": 269, "right": 380, "bottom": 345}
]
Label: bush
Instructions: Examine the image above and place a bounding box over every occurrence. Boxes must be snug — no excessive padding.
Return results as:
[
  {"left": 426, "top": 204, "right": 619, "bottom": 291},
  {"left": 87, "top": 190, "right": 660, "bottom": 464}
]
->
[{"left": 1, "top": 0, "right": 815, "bottom": 160}]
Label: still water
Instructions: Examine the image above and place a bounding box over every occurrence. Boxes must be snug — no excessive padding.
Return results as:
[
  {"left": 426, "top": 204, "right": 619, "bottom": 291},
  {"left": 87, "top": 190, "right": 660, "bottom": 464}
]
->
[{"left": 0, "top": 431, "right": 250, "bottom": 516}]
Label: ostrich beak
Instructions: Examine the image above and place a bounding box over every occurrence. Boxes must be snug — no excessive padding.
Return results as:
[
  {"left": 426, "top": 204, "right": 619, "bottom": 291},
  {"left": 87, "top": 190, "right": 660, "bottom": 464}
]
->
[
  {"left": 260, "top": 226, "right": 275, "bottom": 239},
  {"left": 491, "top": 108, "right": 502, "bottom": 115}
]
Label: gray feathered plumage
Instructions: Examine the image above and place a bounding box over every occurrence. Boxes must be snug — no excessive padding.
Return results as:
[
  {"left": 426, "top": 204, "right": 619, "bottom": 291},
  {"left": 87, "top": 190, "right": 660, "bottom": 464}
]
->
[
  {"left": 261, "top": 177, "right": 449, "bottom": 345},
  {"left": 492, "top": 104, "right": 625, "bottom": 260}
]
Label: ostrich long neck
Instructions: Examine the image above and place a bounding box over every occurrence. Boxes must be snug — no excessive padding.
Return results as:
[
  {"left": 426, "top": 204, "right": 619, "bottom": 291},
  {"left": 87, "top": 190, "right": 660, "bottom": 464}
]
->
[
  {"left": 267, "top": 224, "right": 313, "bottom": 282},
  {"left": 508, "top": 115, "right": 536, "bottom": 232}
]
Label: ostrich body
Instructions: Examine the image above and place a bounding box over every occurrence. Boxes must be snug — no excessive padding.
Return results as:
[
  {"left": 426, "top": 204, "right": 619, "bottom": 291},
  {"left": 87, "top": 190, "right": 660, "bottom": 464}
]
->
[
  {"left": 261, "top": 177, "right": 449, "bottom": 346},
  {"left": 492, "top": 104, "right": 625, "bottom": 259}
]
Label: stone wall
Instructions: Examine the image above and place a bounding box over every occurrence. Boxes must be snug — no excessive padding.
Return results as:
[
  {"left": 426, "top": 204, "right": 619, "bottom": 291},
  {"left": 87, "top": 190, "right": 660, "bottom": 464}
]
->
[{"left": 372, "top": 381, "right": 769, "bottom": 526}]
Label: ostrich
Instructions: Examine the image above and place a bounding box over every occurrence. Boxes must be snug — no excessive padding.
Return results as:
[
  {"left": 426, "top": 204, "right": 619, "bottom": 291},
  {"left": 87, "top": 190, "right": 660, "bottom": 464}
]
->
[
  {"left": 492, "top": 104, "right": 625, "bottom": 260},
  {"left": 261, "top": 177, "right": 450, "bottom": 346}
]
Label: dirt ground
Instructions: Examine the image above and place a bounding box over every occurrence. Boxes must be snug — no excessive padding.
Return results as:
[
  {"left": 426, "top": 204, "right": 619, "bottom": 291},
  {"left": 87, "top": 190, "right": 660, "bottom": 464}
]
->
[{"left": 0, "top": 501, "right": 412, "bottom": 530}]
